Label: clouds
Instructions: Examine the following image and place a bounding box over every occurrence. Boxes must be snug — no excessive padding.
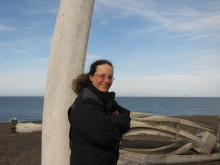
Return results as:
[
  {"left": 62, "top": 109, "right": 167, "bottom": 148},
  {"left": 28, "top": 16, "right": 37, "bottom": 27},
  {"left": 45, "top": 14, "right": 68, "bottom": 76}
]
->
[
  {"left": 0, "top": 0, "right": 219, "bottom": 97},
  {"left": 195, "top": 54, "right": 220, "bottom": 77},
  {"left": 4, "top": 0, "right": 60, "bottom": 15},
  {"left": 0, "top": 61, "right": 47, "bottom": 96},
  {"left": 0, "top": 0, "right": 59, "bottom": 33},
  {"left": 117, "top": 50, "right": 220, "bottom": 96},
  {"left": 0, "top": 25, "right": 15, "bottom": 31},
  {"left": 86, "top": 54, "right": 102, "bottom": 59},
  {"left": 21, "top": 4, "right": 59, "bottom": 15},
  {"left": 172, "top": 15, "right": 220, "bottom": 35},
  {"left": 11, "top": 51, "right": 28, "bottom": 53},
  {"left": 94, "top": 0, "right": 220, "bottom": 42},
  {"left": 112, "top": 74, "right": 219, "bottom": 97}
]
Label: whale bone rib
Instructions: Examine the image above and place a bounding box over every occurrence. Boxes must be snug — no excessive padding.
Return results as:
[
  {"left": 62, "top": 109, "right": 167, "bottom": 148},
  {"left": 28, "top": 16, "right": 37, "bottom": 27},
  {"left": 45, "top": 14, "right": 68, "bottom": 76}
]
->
[
  {"left": 130, "top": 120, "right": 204, "bottom": 146},
  {"left": 131, "top": 112, "right": 214, "bottom": 131}
]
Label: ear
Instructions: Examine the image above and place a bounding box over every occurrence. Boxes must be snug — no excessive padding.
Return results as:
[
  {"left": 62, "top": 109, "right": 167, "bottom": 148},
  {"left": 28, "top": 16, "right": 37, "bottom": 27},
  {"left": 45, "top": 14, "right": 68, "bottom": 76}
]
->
[{"left": 89, "top": 75, "right": 94, "bottom": 82}]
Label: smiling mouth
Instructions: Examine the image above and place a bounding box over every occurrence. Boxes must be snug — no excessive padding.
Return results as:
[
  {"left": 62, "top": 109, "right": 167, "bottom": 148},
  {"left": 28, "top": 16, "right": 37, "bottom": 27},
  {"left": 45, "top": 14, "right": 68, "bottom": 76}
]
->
[
  {"left": 102, "top": 85, "right": 109, "bottom": 88},
  {"left": 101, "top": 84, "right": 110, "bottom": 88}
]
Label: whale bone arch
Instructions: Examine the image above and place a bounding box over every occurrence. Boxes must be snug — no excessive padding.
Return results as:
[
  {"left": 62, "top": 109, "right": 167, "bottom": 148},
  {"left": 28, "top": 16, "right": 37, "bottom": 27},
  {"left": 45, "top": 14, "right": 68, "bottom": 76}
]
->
[{"left": 119, "top": 112, "right": 219, "bottom": 164}]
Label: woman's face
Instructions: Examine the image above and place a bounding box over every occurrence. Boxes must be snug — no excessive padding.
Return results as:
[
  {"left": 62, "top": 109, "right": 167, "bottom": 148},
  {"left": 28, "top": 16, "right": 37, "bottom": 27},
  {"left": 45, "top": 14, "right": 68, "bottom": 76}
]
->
[{"left": 89, "top": 64, "right": 113, "bottom": 92}]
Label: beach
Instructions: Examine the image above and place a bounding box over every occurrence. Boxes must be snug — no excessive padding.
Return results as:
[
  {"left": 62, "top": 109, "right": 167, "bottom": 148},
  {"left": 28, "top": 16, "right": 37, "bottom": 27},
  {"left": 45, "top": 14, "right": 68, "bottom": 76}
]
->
[{"left": 0, "top": 116, "right": 219, "bottom": 165}]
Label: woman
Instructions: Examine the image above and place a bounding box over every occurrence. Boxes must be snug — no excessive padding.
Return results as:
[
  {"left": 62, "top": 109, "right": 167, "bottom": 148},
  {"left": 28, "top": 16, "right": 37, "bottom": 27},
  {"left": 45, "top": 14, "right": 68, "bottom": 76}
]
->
[{"left": 68, "top": 60, "right": 131, "bottom": 165}]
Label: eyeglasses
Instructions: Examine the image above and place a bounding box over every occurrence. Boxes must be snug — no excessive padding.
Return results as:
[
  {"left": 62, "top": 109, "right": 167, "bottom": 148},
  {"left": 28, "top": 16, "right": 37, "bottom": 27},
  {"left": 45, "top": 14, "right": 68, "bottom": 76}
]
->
[{"left": 95, "top": 74, "right": 115, "bottom": 81}]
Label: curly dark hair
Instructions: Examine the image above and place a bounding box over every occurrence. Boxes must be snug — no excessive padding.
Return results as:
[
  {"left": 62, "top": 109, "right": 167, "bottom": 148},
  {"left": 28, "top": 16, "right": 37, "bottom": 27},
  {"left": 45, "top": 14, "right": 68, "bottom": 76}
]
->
[{"left": 72, "top": 60, "right": 113, "bottom": 94}]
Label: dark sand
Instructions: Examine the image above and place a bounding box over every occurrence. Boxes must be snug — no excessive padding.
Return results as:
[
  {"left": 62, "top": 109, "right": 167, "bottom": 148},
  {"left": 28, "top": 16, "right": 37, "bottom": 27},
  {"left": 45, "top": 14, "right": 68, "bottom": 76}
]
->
[{"left": 0, "top": 116, "right": 219, "bottom": 165}]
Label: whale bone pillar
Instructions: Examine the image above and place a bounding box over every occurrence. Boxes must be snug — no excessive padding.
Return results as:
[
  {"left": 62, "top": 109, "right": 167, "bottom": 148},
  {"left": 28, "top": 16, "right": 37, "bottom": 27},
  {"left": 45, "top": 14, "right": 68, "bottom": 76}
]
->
[{"left": 42, "top": 0, "right": 95, "bottom": 164}]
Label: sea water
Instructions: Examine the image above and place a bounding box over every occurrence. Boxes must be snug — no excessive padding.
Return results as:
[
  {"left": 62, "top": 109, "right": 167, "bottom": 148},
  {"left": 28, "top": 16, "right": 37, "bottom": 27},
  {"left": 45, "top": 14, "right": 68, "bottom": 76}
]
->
[
  {"left": 0, "top": 96, "right": 219, "bottom": 123},
  {"left": 0, "top": 97, "right": 44, "bottom": 123}
]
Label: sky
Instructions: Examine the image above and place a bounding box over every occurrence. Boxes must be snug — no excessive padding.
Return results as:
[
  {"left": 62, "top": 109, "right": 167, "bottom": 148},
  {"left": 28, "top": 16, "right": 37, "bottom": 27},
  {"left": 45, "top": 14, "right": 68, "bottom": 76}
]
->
[{"left": 0, "top": 0, "right": 220, "bottom": 97}]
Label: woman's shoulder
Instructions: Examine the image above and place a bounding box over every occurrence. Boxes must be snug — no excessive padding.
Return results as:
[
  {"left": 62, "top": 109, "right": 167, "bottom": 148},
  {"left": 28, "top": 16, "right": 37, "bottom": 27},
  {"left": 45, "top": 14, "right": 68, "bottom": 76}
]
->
[{"left": 76, "top": 88, "right": 103, "bottom": 105}]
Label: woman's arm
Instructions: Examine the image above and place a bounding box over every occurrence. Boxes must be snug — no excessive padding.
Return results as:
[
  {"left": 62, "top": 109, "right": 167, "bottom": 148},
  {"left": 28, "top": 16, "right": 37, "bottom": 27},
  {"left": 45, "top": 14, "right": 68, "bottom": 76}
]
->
[
  {"left": 108, "top": 102, "right": 131, "bottom": 134},
  {"left": 69, "top": 98, "right": 123, "bottom": 149}
]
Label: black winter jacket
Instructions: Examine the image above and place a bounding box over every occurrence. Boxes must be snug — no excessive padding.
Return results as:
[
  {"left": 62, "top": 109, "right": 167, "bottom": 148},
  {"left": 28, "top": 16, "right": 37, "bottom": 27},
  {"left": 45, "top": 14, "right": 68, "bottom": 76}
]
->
[{"left": 68, "top": 85, "right": 130, "bottom": 165}]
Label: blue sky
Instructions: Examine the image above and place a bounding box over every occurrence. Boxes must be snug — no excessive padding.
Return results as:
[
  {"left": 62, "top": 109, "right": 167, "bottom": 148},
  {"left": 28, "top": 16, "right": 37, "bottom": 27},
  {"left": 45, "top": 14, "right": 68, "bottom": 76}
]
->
[{"left": 0, "top": 0, "right": 220, "bottom": 97}]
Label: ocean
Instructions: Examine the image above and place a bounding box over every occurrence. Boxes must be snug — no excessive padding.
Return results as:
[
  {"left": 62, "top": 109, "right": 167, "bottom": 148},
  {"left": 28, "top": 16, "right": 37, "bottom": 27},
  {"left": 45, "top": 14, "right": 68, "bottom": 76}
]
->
[{"left": 0, "top": 96, "right": 219, "bottom": 123}]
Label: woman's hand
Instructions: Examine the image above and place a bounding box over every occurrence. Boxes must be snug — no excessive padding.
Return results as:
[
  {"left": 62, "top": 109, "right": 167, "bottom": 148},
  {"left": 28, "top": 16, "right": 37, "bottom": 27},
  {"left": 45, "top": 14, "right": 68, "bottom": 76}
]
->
[{"left": 112, "top": 110, "right": 119, "bottom": 115}]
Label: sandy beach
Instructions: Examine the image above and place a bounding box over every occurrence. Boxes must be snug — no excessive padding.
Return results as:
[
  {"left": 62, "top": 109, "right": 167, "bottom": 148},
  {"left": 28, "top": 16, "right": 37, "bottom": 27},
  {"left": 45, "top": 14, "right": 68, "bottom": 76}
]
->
[{"left": 0, "top": 116, "right": 219, "bottom": 165}]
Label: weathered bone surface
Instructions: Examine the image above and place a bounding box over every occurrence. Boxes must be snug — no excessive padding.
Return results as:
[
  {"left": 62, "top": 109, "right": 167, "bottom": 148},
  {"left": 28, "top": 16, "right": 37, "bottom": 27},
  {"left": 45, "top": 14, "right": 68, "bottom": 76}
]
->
[
  {"left": 167, "top": 142, "right": 192, "bottom": 155},
  {"left": 122, "top": 142, "right": 180, "bottom": 152},
  {"left": 119, "top": 112, "right": 220, "bottom": 164},
  {"left": 124, "top": 128, "right": 184, "bottom": 140},
  {"left": 9, "top": 118, "right": 42, "bottom": 133},
  {"left": 193, "top": 129, "right": 217, "bottom": 154},
  {"left": 118, "top": 150, "right": 220, "bottom": 165},
  {"left": 130, "top": 120, "right": 204, "bottom": 145},
  {"left": 131, "top": 112, "right": 214, "bottom": 131},
  {"left": 41, "top": 0, "right": 95, "bottom": 164}
]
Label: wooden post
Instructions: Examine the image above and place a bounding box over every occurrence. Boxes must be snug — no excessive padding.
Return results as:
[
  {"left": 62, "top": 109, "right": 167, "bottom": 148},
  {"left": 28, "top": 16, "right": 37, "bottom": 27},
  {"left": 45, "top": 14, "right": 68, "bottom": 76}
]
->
[{"left": 41, "top": 0, "right": 95, "bottom": 164}]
